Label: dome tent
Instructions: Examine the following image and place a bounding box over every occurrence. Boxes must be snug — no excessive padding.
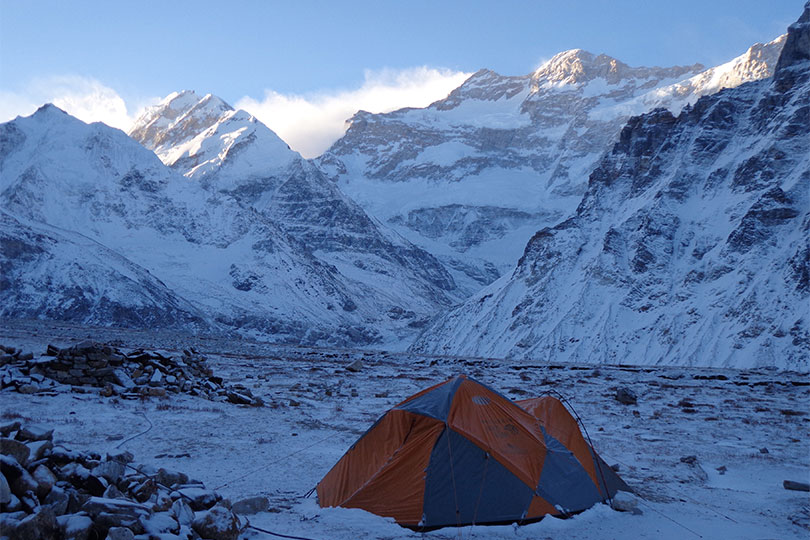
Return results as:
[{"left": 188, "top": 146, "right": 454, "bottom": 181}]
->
[{"left": 317, "top": 375, "right": 628, "bottom": 530}]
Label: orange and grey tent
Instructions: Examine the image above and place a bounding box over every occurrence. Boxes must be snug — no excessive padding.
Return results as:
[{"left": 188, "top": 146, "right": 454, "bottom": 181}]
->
[{"left": 317, "top": 375, "right": 628, "bottom": 530}]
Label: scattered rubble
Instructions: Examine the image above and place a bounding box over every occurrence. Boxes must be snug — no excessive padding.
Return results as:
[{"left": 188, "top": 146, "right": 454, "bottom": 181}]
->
[
  {"left": 0, "top": 343, "right": 263, "bottom": 406},
  {"left": 0, "top": 422, "right": 255, "bottom": 539}
]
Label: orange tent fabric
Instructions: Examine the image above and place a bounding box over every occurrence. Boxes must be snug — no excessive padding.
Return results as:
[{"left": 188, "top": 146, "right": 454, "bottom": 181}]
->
[{"left": 317, "top": 375, "right": 628, "bottom": 530}]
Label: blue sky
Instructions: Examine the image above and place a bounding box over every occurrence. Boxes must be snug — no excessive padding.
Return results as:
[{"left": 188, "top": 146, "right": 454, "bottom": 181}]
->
[{"left": 0, "top": 0, "right": 803, "bottom": 155}]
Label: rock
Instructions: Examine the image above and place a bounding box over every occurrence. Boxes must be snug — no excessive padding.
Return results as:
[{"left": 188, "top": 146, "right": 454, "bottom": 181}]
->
[
  {"left": 148, "top": 370, "right": 163, "bottom": 386},
  {"left": 0, "top": 420, "right": 21, "bottom": 436},
  {"left": 18, "top": 383, "right": 40, "bottom": 394},
  {"left": 0, "top": 437, "right": 31, "bottom": 465},
  {"left": 32, "top": 464, "right": 57, "bottom": 497},
  {"left": 231, "top": 494, "right": 269, "bottom": 515},
  {"left": 83, "top": 473, "right": 107, "bottom": 497},
  {"left": 107, "top": 450, "right": 134, "bottom": 464},
  {"left": 15, "top": 425, "right": 54, "bottom": 442},
  {"left": 156, "top": 468, "right": 188, "bottom": 488},
  {"left": 57, "top": 513, "right": 93, "bottom": 540},
  {"left": 170, "top": 499, "right": 195, "bottom": 526},
  {"left": 141, "top": 512, "right": 180, "bottom": 535},
  {"left": 103, "top": 484, "right": 126, "bottom": 499},
  {"left": 93, "top": 511, "right": 144, "bottom": 536},
  {"left": 784, "top": 479, "right": 810, "bottom": 492},
  {"left": 105, "top": 526, "right": 135, "bottom": 540},
  {"left": 759, "top": 447, "right": 769, "bottom": 454},
  {"left": 13, "top": 506, "right": 59, "bottom": 540},
  {"left": 0, "top": 512, "right": 22, "bottom": 535},
  {"left": 27, "top": 439, "right": 53, "bottom": 462},
  {"left": 130, "top": 478, "right": 156, "bottom": 502},
  {"left": 191, "top": 504, "right": 240, "bottom": 540},
  {"left": 615, "top": 387, "right": 638, "bottom": 405},
  {"left": 82, "top": 496, "right": 151, "bottom": 518},
  {"left": 177, "top": 486, "right": 219, "bottom": 511},
  {"left": 112, "top": 369, "right": 135, "bottom": 390},
  {"left": 346, "top": 359, "right": 363, "bottom": 372},
  {"left": 45, "top": 485, "right": 70, "bottom": 515},
  {"left": 93, "top": 460, "right": 125, "bottom": 483},
  {"left": 0, "top": 468, "right": 11, "bottom": 504},
  {"left": 226, "top": 390, "right": 253, "bottom": 405},
  {"left": 1, "top": 454, "right": 37, "bottom": 496},
  {"left": 680, "top": 455, "right": 698, "bottom": 465},
  {"left": 611, "top": 491, "right": 642, "bottom": 514}
]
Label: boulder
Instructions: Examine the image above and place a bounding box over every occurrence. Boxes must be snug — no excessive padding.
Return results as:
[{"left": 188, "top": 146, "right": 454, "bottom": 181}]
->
[
  {"left": 1, "top": 454, "right": 38, "bottom": 496},
  {"left": 141, "top": 512, "right": 180, "bottom": 535},
  {"left": 31, "top": 464, "right": 57, "bottom": 498},
  {"left": 81, "top": 496, "right": 151, "bottom": 520},
  {"left": 15, "top": 425, "right": 54, "bottom": 442},
  {"left": 0, "top": 437, "right": 30, "bottom": 465},
  {"left": 346, "top": 359, "right": 363, "bottom": 372},
  {"left": 0, "top": 470, "right": 11, "bottom": 504},
  {"left": 615, "top": 387, "right": 638, "bottom": 405},
  {"left": 13, "top": 506, "right": 60, "bottom": 540},
  {"left": 26, "top": 439, "right": 54, "bottom": 462},
  {"left": 92, "top": 460, "right": 125, "bottom": 483},
  {"left": 105, "top": 527, "right": 135, "bottom": 540},
  {"left": 231, "top": 495, "right": 269, "bottom": 515},
  {"left": 177, "top": 486, "right": 219, "bottom": 510},
  {"left": 156, "top": 468, "right": 188, "bottom": 488},
  {"left": 611, "top": 491, "right": 642, "bottom": 514},
  {"left": 45, "top": 485, "right": 70, "bottom": 515},
  {"left": 0, "top": 420, "right": 21, "bottom": 436},
  {"left": 57, "top": 513, "right": 94, "bottom": 540},
  {"left": 170, "top": 499, "right": 195, "bottom": 526},
  {"left": 107, "top": 450, "right": 134, "bottom": 464},
  {"left": 191, "top": 504, "right": 240, "bottom": 540}
]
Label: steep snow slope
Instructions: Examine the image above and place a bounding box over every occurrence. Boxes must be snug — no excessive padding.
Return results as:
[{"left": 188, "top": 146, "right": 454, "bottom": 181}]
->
[
  {"left": 130, "top": 92, "right": 460, "bottom": 332},
  {"left": 410, "top": 10, "right": 809, "bottom": 370},
  {"left": 0, "top": 106, "right": 441, "bottom": 346},
  {"left": 0, "top": 211, "right": 209, "bottom": 329},
  {"left": 318, "top": 38, "right": 785, "bottom": 291}
]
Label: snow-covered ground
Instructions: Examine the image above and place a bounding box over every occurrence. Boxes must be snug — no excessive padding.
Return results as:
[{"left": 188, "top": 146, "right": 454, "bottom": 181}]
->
[{"left": 1, "top": 320, "right": 808, "bottom": 539}]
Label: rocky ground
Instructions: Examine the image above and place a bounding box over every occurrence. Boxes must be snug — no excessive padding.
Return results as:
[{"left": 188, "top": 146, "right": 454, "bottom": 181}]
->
[{"left": 1, "top": 319, "right": 808, "bottom": 539}]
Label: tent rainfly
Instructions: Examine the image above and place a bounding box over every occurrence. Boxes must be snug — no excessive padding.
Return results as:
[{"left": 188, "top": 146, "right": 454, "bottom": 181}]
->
[{"left": 317, "top": 374, "right": 629, "bottom": 530}]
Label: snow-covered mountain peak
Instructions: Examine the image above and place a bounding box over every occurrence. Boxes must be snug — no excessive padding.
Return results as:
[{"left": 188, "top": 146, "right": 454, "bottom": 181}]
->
[
  {"left": 129, "top": 91, "right": 299, "bottom": 183},
  {"left": 532, "top": 49, "right": 704, "bottom": 87}
]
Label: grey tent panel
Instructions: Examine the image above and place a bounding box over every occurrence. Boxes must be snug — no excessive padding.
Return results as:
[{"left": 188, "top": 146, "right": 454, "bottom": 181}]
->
[{"left": 423, "top": 427, "right": 533, "bottom": 528}]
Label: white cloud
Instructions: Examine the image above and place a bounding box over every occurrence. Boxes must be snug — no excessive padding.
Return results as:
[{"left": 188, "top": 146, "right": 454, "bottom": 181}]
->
[
  {"left": 237, "top": 67, "right": 471, "bottom": 158},
  {"left": 0, "top": 76, "right": 154, "bottom": 131}
]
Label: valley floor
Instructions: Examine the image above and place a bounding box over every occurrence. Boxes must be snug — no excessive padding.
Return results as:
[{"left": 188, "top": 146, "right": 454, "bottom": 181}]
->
[{"left": 1, "top": 320, "right": 808, "bottom": 539}]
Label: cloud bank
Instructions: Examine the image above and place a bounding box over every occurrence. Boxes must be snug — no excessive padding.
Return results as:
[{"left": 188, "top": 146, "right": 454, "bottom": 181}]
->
[
  {"left": 236, "top": 67, "right": 471, "bottom": 158},
  {"left": 1, "top": 68, "right": 470, "bottom": 157},
  {"left": 0, "top": 76, "right": 152, "bottom": 131}
]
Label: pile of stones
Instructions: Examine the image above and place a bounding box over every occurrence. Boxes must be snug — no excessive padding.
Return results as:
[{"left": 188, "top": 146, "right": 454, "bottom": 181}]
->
[
  {"left": 0, "top": 421, "right": 254, "bottom": 539},
  {"left": 0, "top": 342, "right": 263, "bottom": 406}
]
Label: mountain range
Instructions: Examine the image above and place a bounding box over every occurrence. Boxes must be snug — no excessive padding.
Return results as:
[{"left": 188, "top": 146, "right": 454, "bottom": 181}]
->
[
  {"left": 317, "top": 36, "right": 786, "bottom": 292},
  {"left": 411, "top": 8, "right": 809, "bottom": 370},
  {"left": 0, "top": 4, "right": 806, "bottom": 369}
]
